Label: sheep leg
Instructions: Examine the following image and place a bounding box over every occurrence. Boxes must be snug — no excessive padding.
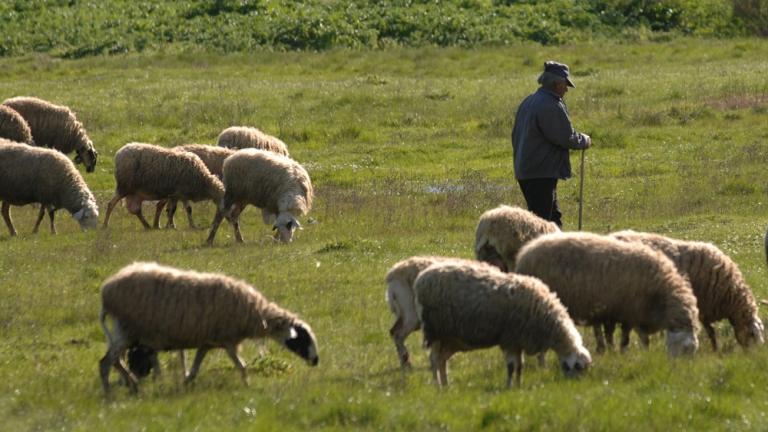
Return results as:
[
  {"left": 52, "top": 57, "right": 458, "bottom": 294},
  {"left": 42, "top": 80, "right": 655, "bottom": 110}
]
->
[
  {"left": 32, "top": 206, "right": 45, "bottom": 234},
  {"left": 704, "top": 323, "right": 718, "bottom": 351},
  {"left": 47, "top": 207, "right": 56, "bottom": 234},
  {"left": 536, "top": 352, "right": 546, "bottom": 367},
  {"left": 390, "top": 316, "right": 420, "bottom": 369},
  {"left": 152, "top": 200, "right": 167, "bottom": 229},
  {"left": 230, "top": 204, "right": 245, "bottom": 243},
  {"left": 184, "top": 348, "right": 209, "bottom": 384},
  {"left": 183, "top": 200, "right": 196, "bottom": 229},
  {"left": 164, "top": 199, "right": 177, "bottom": 229},
  {"left": 102, "top": 194, "right": 123, "bottom": 228},
  {"left": 100, "top": 346, "right": 138, "bottom": 395},
  {"left": 620, "top": 324, "right": 631, "bottom": 352},
  {"left": 150, "top": 351, "right": 162, "bottom": 380},
  {"left": 1, "top": 201, "right": 17, "bottom": 236},
  {"left": 504, "top": 350, "right": 524, "bottom": 388},
  {"left": 593, "top": 324, "right": 606, "bottom": 354},
  {"left": 206, "top": 210, "right": 225, "bottom": 245},
  {"left": 429, "top": 343, "right": 453, "bottom": 387},
  {"left": 638, "top": 330, "right": 650, "bottom": 349},
  {"left": 225, "top": 345, "right": 249, "bottom": 385}
]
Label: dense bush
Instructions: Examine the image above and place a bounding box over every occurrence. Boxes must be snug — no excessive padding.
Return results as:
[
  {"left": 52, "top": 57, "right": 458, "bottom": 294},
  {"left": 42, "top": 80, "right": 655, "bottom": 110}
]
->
[{"left": 0, "top": 0, "right": 752, "bottom": 58}]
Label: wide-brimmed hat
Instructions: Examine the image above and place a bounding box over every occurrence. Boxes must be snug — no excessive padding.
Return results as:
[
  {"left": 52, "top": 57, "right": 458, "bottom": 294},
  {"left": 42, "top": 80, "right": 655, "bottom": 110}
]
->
[{"left": 541, "top": 61, "right": 575, "bottom": 87}]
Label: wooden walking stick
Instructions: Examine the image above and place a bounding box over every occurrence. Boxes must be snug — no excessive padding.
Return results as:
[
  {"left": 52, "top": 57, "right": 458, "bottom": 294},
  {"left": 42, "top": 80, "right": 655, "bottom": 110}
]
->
[{"left": 578, "top": 149, "right": 585, "bottom": 231}]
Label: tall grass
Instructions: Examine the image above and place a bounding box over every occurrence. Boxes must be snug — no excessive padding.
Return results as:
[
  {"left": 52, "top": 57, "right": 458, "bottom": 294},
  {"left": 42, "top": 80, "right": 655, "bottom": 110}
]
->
[{"left": 1, "top": 38, "right": 768, "bottom": 430}]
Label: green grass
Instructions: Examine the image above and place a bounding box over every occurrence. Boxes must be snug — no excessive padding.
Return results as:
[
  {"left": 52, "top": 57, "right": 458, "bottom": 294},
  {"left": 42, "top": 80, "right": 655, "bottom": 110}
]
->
[{"left": 2, "top": 38, "right": 768, "bottom": 430}]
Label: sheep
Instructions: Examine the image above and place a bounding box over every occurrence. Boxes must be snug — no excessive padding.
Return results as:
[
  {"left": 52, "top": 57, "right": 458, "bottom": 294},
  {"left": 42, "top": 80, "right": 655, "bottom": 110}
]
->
[
  {"left": 385, "top": 256, "right": 473, "bottom": 369},
  {"left": 217, "top": 126, "right": 290, "bottom": 157},
  {"left": 515, "top": 232, "right": 700, "bottom": 357},
  {"left": 610, "top": 229, "right": 764, "bottom": 351},
  {"left": 0, "top": 105, "right": 34, "bottom": 145},
  {"left": 155, "top": 144, "right": 237, "bottom": 229},
  {"left": 102, "top": 143, "right": 225, "bottom": 230},
  {"left": 98, "top": 262, "right": 319, "bottom": 394},
  {"left": 206, "top": 149, "right": 313, "bottom": 245},
  {"left": 2, "top": 96, "right": 98, "bottom": 172},
  {"left": 474, "top": 205, "right": 560, "bottom": 272},
  {"left": 0, "top": 139, "right": 99, "bottom": 236},
  {"left": 414, "top": 259, "right": 591, "bottom": 388}
]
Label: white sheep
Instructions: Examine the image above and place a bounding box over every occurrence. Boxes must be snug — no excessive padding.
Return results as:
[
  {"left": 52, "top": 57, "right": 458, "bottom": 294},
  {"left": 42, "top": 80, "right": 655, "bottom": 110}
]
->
[
  {"left": 155, "top": 144, "right": 237, "bottom": 229},
  {"left": 217, "top": 126, "right": 289, "bottom": 156},
  {"left": 385, "top": 256, "right": 471, "bottom": 369},
  {"left": 102, "top": 143, "right": 225, "bottom": 230},
  {"left": 414, "top": 259, "right": 591, "bottom": 388},
  {"left": 474, "top": 205, "right": 560, "bottom": 272},
  {"left": 98, "top": 262, "right": 319, "bottom": 394},
  {"left": 515, "top": 232, "right": 700, "bottom": 357},
  {"left": 206, "top": 149, "right": 313, "bottom": 245},
  {"left": 610, "top": 230, "right": 764, "bottom": 351},
  {"left": 0, "top": 139, "right": 98, "bottom": 236},
  {"left": 0, "top": 105, "right": 34, "bottom": 145},
  {"left": 2, "top": 96, "right": 98, "bottom": 172}
]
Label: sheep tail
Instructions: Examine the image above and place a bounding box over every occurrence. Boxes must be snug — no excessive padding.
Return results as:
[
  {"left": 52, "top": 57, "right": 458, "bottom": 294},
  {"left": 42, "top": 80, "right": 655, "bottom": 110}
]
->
[{"left": 99, "top": 308, "right": 113, "bottom": 345}]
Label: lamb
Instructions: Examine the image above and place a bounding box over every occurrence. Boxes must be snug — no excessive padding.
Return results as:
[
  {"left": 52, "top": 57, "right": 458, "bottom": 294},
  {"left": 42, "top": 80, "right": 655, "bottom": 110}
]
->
[
  {"left": 2, "top": 96, "right": 98, "bottom": 172},
  {"left": 515, "top": 232, "right": 700, "bottom": 357},
  {"left": 102, "top": 143, "right": 225, "bottom": 230},
  {"left": 217, "top": 126, "right": 289, "bottom": 156},
  {"left": 155, "top": 144, "right": 237, "bottom": 229},
  {"left": 206, "top": 149, "right": 313, "bottom": 245},
  {"left": 0, "top": 139, "right": 99, "bottom": 236},
  {"left": 610, "top": 230, "right": 764, "bottom": 351},
  {"left": 474, "top": 205, "right": 560, "bottom": 272},
  {"left": 0, "top": 105, "right": 34, "bottom": 145},
  {"left": 414, "top": 260, "right": 591, "bottom": 388},
  {"left": 98, "top": 262, "right": 319, "bottom": 394},
  {"left": 385, "top": 256, "right": 472, "bottom": 369}
]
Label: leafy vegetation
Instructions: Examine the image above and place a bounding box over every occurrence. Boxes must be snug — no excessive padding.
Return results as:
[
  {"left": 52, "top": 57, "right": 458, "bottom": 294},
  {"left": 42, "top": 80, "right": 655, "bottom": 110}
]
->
[
  {"left": 1, "top": 38, "right": 768, "bottom": 429},
  {"left": 0, "top": 0, "right": 754, "bottom": 57}
]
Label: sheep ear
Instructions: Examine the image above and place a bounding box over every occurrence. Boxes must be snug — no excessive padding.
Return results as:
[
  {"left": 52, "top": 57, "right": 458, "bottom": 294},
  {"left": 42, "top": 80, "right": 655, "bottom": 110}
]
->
[
  {"left": 73, "top": 208, "right": 85, "bottom": 221},
  {"left": 289, "top": 326, "right": 298, "bottom": 340}
]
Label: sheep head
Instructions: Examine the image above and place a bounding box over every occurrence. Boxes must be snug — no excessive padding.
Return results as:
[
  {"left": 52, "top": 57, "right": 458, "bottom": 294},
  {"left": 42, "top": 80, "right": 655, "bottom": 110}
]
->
[
  {"left": 73, "top": 201, "right": 99, "bottom": 230},
  {"left": 273, "top": 212, "right": 301, "bottom": 243},
  {"left": 74, "top": 144, "right": 98, "bottom": 173},
  {"left": 560, "top": 345, "right": 591, "bottom": 378},
  {"left": 666, "top": 329, "right": 699, "bottom": 356},
  {"left": 734, "top": 314, "right": 765, "bottom": 348},
  {"left": 271, "top": 320, "right": 319, "bottom": 366}
]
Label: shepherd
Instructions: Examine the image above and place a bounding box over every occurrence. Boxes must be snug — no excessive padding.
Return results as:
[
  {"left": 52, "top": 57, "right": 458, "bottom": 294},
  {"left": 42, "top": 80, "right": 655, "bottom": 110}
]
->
[{"left": 511, "top": 61, "right": 591, "bottom": 228}]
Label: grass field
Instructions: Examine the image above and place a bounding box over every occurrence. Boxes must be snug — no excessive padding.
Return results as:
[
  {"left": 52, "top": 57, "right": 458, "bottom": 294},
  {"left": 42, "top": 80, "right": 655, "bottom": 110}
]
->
[{"left": 2, "top": 38, "right": 768, "bottom": 430}]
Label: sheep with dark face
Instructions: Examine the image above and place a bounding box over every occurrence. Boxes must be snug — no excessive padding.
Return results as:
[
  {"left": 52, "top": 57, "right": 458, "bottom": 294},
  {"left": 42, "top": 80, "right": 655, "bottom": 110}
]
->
[
  {"left": 2, "top": 96, "right": 98, "bottom": 172},
  {"left": 414, "top": 260, "right": 591, "bottom": 388},
  {"left": 99, "top": 262, "right": 319, "bottom": 394}
]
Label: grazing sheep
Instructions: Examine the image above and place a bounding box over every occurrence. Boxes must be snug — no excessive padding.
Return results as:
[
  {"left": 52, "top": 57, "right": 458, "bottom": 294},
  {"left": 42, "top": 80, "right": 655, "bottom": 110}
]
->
[
  {"left": 515, "top": 232, "right": 700, "bottom": 357},
  {"left": 98, "top": 262, "right": 319, "bottom": 394},
  {"left": 102, "top": 143, "right": 224, "bottom": 230},
  {"left": 206, "top": 149, "right": 313, "bottom": 245},
  {"left": 217, "top": 126, "right": 289, "bottom": 156},
  {"left": 156, "top": 144, "right": 237, "bottom": 229},
  {"left": 0, "top": 105, "right": 33, "bottom": 145},
  {"left": 0, "top": 139, "right": 98, "bottom": 236},
  {"left": 386, "top": 256, "right": 472, "bottom": 369},
  {"left": 414, "top": 260, "right": 591, "bottom": 388},
  {"left": 2, "top": 96, "right": 98, "bottom": 172},
  {"left": 475, "top": 205, "right": 560, "bottom": 272},
  {"left": 610, "top": 230, "right": 764, "bottom": 351}
]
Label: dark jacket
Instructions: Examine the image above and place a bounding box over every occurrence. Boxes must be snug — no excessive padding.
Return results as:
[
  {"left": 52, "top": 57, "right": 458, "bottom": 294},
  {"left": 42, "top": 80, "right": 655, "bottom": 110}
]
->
[{"left": 511, "top": 88, "right": 589, "bottom": 180}]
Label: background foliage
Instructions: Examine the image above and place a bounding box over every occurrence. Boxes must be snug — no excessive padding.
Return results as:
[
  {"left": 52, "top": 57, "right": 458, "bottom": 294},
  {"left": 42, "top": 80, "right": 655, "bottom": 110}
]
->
[{"left": 0, "top": 0, "right": 759, "bottom": 57}]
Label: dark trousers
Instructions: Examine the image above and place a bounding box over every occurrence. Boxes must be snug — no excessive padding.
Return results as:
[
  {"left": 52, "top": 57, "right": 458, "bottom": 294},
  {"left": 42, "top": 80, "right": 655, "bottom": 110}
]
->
[{"left": 517, "top": 178, "right": 562, "bottom": 228}]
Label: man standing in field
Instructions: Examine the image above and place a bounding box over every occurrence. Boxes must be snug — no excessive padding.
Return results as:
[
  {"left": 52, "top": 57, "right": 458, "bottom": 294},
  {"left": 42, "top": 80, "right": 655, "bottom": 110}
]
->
[{"left": 511, "top": 61, "right": 591, "bottom": 228}]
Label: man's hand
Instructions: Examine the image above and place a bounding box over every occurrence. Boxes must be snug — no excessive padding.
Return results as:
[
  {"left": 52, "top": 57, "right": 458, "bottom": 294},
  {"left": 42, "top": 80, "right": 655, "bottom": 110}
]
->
[{"left": 582, "top": 133, "right": 591, "bottom": 149}]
